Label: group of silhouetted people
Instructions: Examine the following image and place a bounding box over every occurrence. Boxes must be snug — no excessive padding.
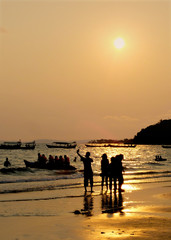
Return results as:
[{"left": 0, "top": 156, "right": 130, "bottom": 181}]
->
[
  {"left": 155, "top": 155, "right": 162, "bottom": 160},
  {"left": 101, "top": 153, "right": 124, "bottom": 192},
  {"left": 76, "top": 149, "right": 124, "bottom": 193},
  {"left": 37, "top": 153, "right": 70, "bottom": 168},
  {"left": 3, "top": 150, "right": 124, "bottom": 194}
]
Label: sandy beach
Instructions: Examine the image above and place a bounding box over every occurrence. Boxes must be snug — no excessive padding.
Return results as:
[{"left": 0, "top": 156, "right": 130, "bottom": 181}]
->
[
  {"left": 1, "top": 0, "right": 171, "bottom": 239},
  {"left": 0, "top": 179, "right": 171, "bottom": 240}
]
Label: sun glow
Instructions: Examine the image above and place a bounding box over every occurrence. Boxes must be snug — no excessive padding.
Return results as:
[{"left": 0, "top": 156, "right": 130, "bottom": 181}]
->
[{"left": 114, "top": 37, "right": 125, "bottom": 49}]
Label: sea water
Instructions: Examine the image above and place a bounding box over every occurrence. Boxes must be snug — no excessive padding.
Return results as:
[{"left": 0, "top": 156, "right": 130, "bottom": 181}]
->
[{"left": 0, "top": 144, "right": 171, "bottom": 198}]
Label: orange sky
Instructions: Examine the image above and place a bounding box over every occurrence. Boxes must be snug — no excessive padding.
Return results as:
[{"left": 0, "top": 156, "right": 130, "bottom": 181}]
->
[{"left": 0, "top": 0, "right": 171, "bottom": 141}]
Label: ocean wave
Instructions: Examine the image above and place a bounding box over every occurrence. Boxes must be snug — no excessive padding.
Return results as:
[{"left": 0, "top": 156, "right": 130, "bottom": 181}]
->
[
  {"left": 125, "top": 170, "right": 171, "bottom": 176},
  {"left": 0, "top": 169, "right": 171, "bottom": 185},
  {"left": 0, "top": 182, "right": 83, "bottom": 195},
  {"left": 147, "top": 162, "right": 166, "bottom": 166},
  {"left": 0, "top": 192, "right": 91, "bottom": 203},
  {"left": 0, "top": 171, "right": 83, "bottom": 184},
  {"left": 124, "top": 174, "right": 171, "bottom": 181},
  {"left": 0, "top": 167, "right": 33, "bottom": 174}
]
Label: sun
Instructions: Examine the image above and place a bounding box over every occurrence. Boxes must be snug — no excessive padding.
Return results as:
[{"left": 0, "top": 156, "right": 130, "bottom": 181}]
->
[{"left": 114, "top": 37, "right": 125, "bottom": 49}]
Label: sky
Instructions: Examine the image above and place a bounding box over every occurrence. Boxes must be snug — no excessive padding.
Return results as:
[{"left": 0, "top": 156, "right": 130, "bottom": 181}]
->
[{"left": 0, "top": 0, "right": 171, "bottom": 141}]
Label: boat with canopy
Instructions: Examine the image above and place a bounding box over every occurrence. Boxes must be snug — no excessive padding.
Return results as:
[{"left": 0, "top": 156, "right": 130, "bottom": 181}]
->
[
  {"left": 46, "top": 141, "right": 77, "bottom": 149},
  {"left": 0, "top": 141, "right": 36, "bottom": 150}
]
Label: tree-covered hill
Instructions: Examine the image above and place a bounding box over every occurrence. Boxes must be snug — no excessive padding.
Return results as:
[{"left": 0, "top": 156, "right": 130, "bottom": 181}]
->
[{"left": 133, "top": 119, "right": 171, "bottom": 144}]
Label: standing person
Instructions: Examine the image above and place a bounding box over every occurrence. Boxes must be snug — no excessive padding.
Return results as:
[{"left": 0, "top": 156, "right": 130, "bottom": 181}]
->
[
  {"left": 109, "top": 154, "right": 124, "bottom": 192},
  {"left": 77, "top": 149, "right": 93, "bottom": 192},
  {"left": 101, "top": 153, "right": 109, "bottom": 191}
]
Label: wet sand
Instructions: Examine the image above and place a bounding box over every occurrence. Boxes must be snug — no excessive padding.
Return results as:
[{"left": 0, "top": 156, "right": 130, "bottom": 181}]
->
[{"left": 0, "top": 181, "right": 171, "bottom": 240}]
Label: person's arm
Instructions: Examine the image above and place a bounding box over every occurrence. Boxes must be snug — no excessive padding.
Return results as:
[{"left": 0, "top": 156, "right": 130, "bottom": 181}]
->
[{"left": 76, "top": 149, "right": 82, "bottom": 159}]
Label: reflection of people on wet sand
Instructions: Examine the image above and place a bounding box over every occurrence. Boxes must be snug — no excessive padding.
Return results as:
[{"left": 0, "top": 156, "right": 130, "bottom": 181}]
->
[
  {"left": 101, "top": 153, "right": 109, "bottom": 192},
  {"left": 82, "top": 194, "right": 94, "bottom": 216},
  {"left": 74, "top": 194, "right": 94, "bottom": 216},
  {"left": 77, "top": 149, "right": 93, "bottom": 192},
  {"left": 109, "top": 154, "right": 124, "bottom": 192},
  {"left": 101, "top": 191, "right": 124, "bottom": 215},
  {"left": 101, "top": 192, "right": 111, "bottom": 211},
  {"left": 4, "top": 157, "right": 11, "bottom": 167}
]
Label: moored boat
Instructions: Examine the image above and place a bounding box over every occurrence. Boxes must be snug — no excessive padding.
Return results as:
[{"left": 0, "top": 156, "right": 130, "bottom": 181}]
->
[
  {"left": 108, "top": 144, "right": 136, "bottom": 148},
  {"left": 0, "top": 141, "right": 21, "bottom": 149},
  {"left": 162, "top": 145, "right": 171, "bottom": 148},
  {"left": 85, "top": 144, "right": 109, "bottom": 147},
  {"left": 85, "top": 143, "right": 136, "bottom": 148},
  {"left": 0, "top": 141, "right": 36, "bottom": 150},
  {"left": 20, "top": 141, "right": 36, "bottom": 150},
  {"left": 46, "top": 141, "right": 77, "bottom": 149}
]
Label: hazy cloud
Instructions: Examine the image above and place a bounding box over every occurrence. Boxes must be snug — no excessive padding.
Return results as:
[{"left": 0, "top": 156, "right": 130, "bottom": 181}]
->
[
  {"left": 156, "top": 111, "right": 171, "bottom": 121},
  {"left": 104, "top": 115, "right": 139, "bottom": 122},
  {"left": 0, "top": 27, "right": 7, "bottom": 33}
]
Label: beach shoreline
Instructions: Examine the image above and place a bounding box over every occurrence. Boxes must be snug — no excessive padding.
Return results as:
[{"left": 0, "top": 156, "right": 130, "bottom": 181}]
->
[{"left": 0, "top": 180, "right": 171, "bottom": 240}]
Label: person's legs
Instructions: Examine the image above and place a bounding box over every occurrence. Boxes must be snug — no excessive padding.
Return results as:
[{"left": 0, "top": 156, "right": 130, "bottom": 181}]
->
[
  {"left": 109, "top": 177, "right": 112, "bottom": 191},
  {"left": 90, "top": 175, "right": 93, "bottom": 192},
  {"left": 105, "top": 175, "right": 108, "bottom": 190},
  {"left": 84, "top": 177, "right": 88, "bottom": 192},
  {"left": 101, "top": 175, "right": 104, "bottom": 191},
  {"left": 114, "top": 177, "right": 117, "bottom": 191}
]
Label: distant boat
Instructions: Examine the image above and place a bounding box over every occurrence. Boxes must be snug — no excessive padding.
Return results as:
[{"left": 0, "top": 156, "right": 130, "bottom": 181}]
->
[
  {"left": 85, "top": 143, "right": 136, "bottom": 148},
  {"left": 162, "top": 145, "right": 171, "bottom": 148},
  {"left": 20, "top": 141, "right": 36, "bottom": 150},
  {"left": 46, "top": 141, "right": 77, "bottom": 149},
  {"left": 0, "top": 141, "right": 36, "bottom": 150},
  {"left": 154, "top": 155, "right": 167, "bottom": 161},
  {"left": 108, "top": 144, "right": 136, "bottom": 148},
  {"left": 85, "top": 144, "right": 109, "bottom": 147}
]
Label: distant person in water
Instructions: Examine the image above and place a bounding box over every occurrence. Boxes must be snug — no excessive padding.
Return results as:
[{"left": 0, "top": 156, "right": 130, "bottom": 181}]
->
[
  {"left": 4, "top": 157, "right": 11, "bottom": 167},
  {"left": 77, "top": 149, "right": 93, "bottom": 192},
  {"left": 109, "top": 154, "right": 124, "bottom": 192},
  {"left": 101, "top": 153, "right": 109, "bottom": 191}
]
